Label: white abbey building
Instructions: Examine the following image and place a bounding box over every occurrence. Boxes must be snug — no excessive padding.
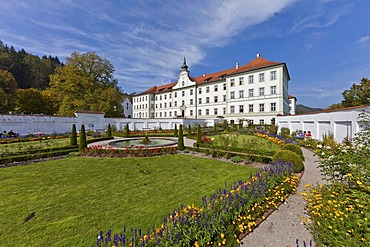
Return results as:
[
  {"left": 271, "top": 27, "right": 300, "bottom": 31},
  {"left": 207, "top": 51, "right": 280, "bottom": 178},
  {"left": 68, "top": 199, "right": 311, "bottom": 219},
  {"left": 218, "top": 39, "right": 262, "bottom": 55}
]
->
[{"left": 133, "top": 55, "right": 295, "bottom": 125}]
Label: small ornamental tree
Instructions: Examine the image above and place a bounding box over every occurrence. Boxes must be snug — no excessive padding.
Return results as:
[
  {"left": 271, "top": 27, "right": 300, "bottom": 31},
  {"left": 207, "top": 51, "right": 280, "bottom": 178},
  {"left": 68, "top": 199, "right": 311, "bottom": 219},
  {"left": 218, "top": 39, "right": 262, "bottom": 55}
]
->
[
  {"left": 196, "top": 125, "right": 203, "bottom": 144},
  {"left": 188, "top": 124, "right": 192, "bottom": 136},
  {"left": 70, "top": 124, "right": 77, "bottom": 146},
  {"left": 178, "top": 124, "right": 185, "bottom": 151},
  {"left": 225, "top": 121, "right": 229, "bottom": 131},
  {"left": 124, "top": 123, "right": 130, "bottom": 137},
  {"left": 174, "top": 124, "right": 178, "bottom": 137},
  {"left": 106, "top": 123, "right": 112, "bottom": 137},
  {"left": 214, "top": 124, "right": 217, "bottom": 132},
  {"left": 79, "top": 124, "right": 87, "bottom": 151}
]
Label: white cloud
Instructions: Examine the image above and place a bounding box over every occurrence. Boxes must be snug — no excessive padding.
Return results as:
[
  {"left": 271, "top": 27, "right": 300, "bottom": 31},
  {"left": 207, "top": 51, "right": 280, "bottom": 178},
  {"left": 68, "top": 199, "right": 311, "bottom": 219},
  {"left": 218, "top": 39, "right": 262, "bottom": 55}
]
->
[
  {"left": 357, "top": 35, "right": 370, "bottom": 44},
  {"left": 290, "top": 3, "right": 353, "bottom": 33}
]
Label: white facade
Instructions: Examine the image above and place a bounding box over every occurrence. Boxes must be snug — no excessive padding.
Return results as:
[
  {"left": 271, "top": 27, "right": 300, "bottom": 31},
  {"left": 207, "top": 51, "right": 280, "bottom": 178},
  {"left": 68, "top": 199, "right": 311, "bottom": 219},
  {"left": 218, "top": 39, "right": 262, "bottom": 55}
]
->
[
  {"left": 289, "top": 95, "right": 297, "bottom": 115},
  {"left": 122, "top": 98, "right": 133, "bottom": 118},
  {"left": 133, "top": 55, "right": 294, "bottom": 125},
  {"left": 276, "top": 105, "right": 370, "bottom": 142}
]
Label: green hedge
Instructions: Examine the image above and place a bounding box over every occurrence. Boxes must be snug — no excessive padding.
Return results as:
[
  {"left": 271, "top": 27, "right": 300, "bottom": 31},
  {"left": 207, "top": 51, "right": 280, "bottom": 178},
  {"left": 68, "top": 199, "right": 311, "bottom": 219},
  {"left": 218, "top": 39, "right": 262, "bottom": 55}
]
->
[
  {"left": 86, "top": 137, "right": 114, "bottom": 144},
  {"left": 186, "top": 146, "right": 272, "bottom": 163},
  {"left": 0, "top": 147, "right": 79, "bottom": 165},
  {"left": 0, "top": 145, "right": 79, "bottom": 157},
  {"left": 194, "top": 143, "right": 276, "bottom": 157}
]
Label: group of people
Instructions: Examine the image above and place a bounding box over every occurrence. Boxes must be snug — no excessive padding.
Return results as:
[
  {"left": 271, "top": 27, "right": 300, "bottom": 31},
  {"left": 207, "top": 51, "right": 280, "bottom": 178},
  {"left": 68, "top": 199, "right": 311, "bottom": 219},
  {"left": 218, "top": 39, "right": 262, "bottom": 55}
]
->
[
  {"left": 1, "top": 130, "right": 17, "bottom": 138},
  {"left": 295, "top": 130, "right": 312, "bottom": 140}
]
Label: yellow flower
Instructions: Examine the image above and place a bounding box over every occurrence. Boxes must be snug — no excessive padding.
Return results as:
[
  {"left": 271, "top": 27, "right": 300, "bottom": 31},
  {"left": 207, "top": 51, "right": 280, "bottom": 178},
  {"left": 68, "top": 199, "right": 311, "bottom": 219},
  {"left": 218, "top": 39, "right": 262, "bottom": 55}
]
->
[
  {"left": 356, "top": 180, "right": 363, "bottom": 185},
  {"left": 220, "top": 233, "right": 224, "bottom": 238}
]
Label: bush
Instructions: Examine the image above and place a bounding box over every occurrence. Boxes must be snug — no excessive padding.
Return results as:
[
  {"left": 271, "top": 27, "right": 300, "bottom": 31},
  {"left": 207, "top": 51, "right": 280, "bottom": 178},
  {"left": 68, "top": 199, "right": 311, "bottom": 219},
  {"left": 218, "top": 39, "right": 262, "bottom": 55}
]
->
[
  {"left": 273, "top": 150, "right": 304, "bottom": 173},
  {"left": 282, "top": 143, "right": 304, "bottom": 161},
  {"left": 174, "top": 124, "right": 178, "bottom": 137},
  {"left": 79, "top": 125, "right": 87, "bottom": 151},
  {"left": 106, "top": 124, "right": 112, "bottom": 138},
  {"left": 231, "top": 156, "right": 243, "bottom": 163},
  {"left": 280, "top": 127, "right": 290, "bottom": 138},
  {"left": 177, "top": 124, "right": 185, "bottom": 151},
  {"left": 70, "top": 124, "right": 77, "bottom": 146}
]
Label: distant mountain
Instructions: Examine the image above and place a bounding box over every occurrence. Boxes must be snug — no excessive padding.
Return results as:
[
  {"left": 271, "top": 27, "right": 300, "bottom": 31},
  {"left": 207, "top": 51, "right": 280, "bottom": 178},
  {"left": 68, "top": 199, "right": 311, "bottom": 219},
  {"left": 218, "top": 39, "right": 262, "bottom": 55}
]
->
[{"left": 295, "top": 104, "right": 323, "bottom": 114}]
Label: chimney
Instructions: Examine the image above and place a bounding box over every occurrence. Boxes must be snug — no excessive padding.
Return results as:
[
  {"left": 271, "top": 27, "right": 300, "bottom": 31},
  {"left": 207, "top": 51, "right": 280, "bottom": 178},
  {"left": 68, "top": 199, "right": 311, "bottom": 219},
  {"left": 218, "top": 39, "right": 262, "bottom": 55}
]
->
[
  {"left": 236, "top": 63, "right": 239, "bottom": 69},
  {"left": 256, "top": 53, "right": 260, "bottom": 58}
]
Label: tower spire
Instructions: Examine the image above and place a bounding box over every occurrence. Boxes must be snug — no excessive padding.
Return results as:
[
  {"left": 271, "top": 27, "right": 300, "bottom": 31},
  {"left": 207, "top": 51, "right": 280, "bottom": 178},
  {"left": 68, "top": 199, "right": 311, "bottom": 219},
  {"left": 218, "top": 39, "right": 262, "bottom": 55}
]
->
[{"left": 181, "top": 56, "right": 188, "bottom": 71}]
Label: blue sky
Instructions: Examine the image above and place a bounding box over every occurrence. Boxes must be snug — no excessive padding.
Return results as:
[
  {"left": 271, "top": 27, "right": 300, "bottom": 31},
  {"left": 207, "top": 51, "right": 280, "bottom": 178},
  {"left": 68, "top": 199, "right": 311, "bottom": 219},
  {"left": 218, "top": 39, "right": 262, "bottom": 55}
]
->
[{"left": 0, "top": 0, "right": 369, "bottom": 108}]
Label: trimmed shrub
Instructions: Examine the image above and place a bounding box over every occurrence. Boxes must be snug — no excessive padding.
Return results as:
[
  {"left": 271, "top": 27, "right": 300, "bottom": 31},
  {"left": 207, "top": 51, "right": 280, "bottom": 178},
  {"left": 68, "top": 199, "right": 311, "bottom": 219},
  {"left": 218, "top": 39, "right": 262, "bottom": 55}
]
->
[
  {"left": 280, "top": 127, "right": 290, "bottom": 138},
  {"left": 188, "top": 124, "right": 192, "bottom": 136},
  {"left": 178, "top": 124, "right": 185, "bottom": 151},
  {"left": 70, "top": 124, "right": 77, "bottom": 146},
  {"left": 231, "top": 156, "right": 243, "bottom": 163},
  {"left": 273, "top": 150, "right": 304, "bottom": 173},
  {"left": 106, "top": 124, "right": 112, "bottom": 137},
  {"left": 79, "top": 125, "right": 87, "bottom": 151},
  {"left": 174, "top": 124, "right": 178, "bottom": 137},
  {"left": 196, "top": 125, "right": 203, "bottom": 144},
  {"left": 282, "top": 143, "right": 304, "bottom": 161},
  {"left": 124, "top": 123, "right": 130, "bottom": 137}
]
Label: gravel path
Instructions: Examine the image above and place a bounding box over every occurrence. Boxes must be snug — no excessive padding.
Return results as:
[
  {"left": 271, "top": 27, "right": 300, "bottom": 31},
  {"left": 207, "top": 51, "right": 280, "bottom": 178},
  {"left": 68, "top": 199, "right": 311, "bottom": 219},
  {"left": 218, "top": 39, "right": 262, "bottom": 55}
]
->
[{"left": 239, "top": 148, "right": 326, "bottom": 247}]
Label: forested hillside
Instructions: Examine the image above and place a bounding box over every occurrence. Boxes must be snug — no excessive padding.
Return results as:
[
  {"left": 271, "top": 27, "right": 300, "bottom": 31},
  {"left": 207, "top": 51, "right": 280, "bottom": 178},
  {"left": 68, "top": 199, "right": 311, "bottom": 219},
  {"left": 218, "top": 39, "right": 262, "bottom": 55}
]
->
[{"left": 0, "top": 40, "right": 125, "bottom": 117}]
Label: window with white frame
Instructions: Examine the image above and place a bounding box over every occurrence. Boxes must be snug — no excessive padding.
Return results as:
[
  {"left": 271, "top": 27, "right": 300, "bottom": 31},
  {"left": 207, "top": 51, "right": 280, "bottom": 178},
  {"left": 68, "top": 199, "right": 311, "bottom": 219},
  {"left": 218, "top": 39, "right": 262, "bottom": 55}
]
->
[
  {"left": 198, "top": 98, "right": 202, "bottom": 104},
  {"left": 182, "top": 100, "right": 185, "bottom": 105},
  {"left": 160, "top": 103, "right": 162, "bottom": 108},
  {"left": 223, "top": 83, "right": 227, "bottom": 90},
  {"left": 169, "top": 102, "right": 172, "bottom": 107},
  {"left": 230, "top": 105, "right": 235, "bottom": 113},
  {"left": 248, "top": 89, "right": 254, "bottom": 97},
  {"left": 223, "top": 95, "right": 226, "bottom": 101},
  {"left": 230, "top": 79, "right": 235, "bottom": 87},
  {"left": 160, "top": 95, "right": 162, "bottom": 100},
  {"left": 270, "top": 86, "right": 277, "bottom": 95},
  {"left": 259, "top": 87, "right": 265, "bottom": 96},
  {"left": 190, "top": 99, "right": 193, "bottom": 105},
  {"left": 206, "top": 97, "right": 210, "bottom": 103},
  {"left": 214, "top": 96, "right": 218, "bottom": 103},
  {"left": 169, "top": 93, "right": 171, "bottom": 99},
  {"left": 169, "top": 111, "right": 172, "bottom": 117},
  {"left": 270, "top": 71, "right": 276, "bottom": 80},
  {"left": 249, "top": 104, "right": 253, "bottom": 112},
  {"left": 190, "top": 110, "right": 193, "bottom": 116},
  {"left": 259, "top": 103, "right": 265, "bottom": 112},
  {"left": 223, "top": 107, "right": 226, "bottom": 114},
  {"left": 206, "top": 86, "right": 210, "bottom": 93},
  {"left": 190, "top": 89, "right": 193, "bottom": 95},
  {"left": 182, "top": 91, "right": 185, "bottom": 97},
  {"left": 214, "top": 108, "right": 218, "bottom": 115},
  {"left": 199, "top": 88, "right": 202, "bottom": 94},
  {"left": 249, "top": 119, "right": 254, "bottom": 125},
  {"left": 248, "top": 75, "right": 254, "bottom": 84},
  {"left": 239, "top": 77, "right": 244, "bottom": 85},
  {"left": 155, "top": 96, "right": 158, "bottom": 100},
  {"left": 164, "top": 112, "right": 167, "bottom": 117},
  {"left": 160, "top": 112, "right": 162, "bottom": 117},
  {"left": 164, "top": 103, "right": 167, "bottom": 108},
  {"left": 239, "top": 90, "right": 244, "bottom": 98},
  {"left": 239, "top": 105, "right": 244, "bottom": 113},
  {"left": 270, "top": 102, "right": 276, "bottom": 112},
  {"left": 259, "top": 119, "right": 264, "bottom": 125},
  {"left": 174, "top": 101, "right": 177, "bottom": 106},
  {"left": 174, "top": 92, "right": 177, "bottom": 98},
  {"left": 230, "top": 91, "right": 235, "bottom": 99},
  {"left": 214, "top": 85, "right": 218, "bottom": 92},
  {"left": 259, "top": 73, "right": 265, "bottom": 82},
  {"left": 206, "top": 109, "right": 209, "bottom": 115},
  {"left": 164, "top": 95, "right": 167, "bottom": 100},
  {"left": 198, "top": 109, "right": 202, "bottom": 116}
]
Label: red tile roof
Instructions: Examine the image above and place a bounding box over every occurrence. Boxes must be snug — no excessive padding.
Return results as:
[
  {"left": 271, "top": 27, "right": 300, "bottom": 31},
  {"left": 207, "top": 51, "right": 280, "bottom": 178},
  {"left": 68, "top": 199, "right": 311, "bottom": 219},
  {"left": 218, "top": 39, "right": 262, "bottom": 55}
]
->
[{"left": 137, "top": 56, "right": 287, "bottom": 95}]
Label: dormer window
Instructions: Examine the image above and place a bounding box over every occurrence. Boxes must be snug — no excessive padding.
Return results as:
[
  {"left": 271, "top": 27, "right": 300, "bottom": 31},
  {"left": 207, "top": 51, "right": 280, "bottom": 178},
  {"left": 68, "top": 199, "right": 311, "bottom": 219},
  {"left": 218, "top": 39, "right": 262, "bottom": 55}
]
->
[{"left": 182, "top": 81, "right": 185, "bottom": 86}]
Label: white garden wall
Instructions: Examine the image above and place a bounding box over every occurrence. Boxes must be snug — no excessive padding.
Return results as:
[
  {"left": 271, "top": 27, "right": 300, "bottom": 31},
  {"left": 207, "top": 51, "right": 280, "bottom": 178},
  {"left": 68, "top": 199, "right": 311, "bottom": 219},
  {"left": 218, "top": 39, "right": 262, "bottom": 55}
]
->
[{"left": 276, "top": 105, "right": 369, "bottom": 142}]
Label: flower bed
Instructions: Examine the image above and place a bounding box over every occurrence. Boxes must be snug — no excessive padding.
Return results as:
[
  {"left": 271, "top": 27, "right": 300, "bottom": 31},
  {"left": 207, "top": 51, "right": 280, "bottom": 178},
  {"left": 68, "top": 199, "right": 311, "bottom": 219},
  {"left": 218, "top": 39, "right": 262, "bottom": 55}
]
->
[
  {"left": 94, "top": 161, "right": 300, "bottom": 246},
  {"left": 0, "top": 135, "right": 68, "bottom": 144},
  {"left": 82, "top": 145, "right": 177, "bottom": 158}
]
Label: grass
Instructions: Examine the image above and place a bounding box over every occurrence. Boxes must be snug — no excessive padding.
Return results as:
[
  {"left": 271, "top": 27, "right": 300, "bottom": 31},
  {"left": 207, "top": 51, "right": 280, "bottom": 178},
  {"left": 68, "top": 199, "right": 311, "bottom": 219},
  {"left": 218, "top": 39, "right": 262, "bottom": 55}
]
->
[
  {"left": 210, "top": 133, "right": 281, "bottom": 151},
  {"left": 0, "top": 154, "right": 256, "bottom": 246},
  {"left": 0, "top": 138, "right": 70, "bottom": 153}
]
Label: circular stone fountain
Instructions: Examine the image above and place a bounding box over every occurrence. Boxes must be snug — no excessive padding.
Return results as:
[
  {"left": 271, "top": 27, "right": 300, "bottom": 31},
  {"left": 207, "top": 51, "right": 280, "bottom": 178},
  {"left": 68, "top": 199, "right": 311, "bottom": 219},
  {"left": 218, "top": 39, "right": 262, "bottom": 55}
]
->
[{"left": 108, "top": 137, "right": 177, "bottom": 149}]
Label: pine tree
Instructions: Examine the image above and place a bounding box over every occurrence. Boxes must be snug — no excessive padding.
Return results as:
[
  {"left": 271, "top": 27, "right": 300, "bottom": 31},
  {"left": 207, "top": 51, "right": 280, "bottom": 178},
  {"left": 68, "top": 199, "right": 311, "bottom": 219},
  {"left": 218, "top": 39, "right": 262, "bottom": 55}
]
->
[
  {"left": 106, "top": 123, "right": 112, "bottom": 137},
  {"left": 79, "top": 125, "right": 87, "bottom": 151},
  {"left": 178, "top": 124, "right": 185, "bottom": 151},
  {"left": 70, "top": 124, "right": 77, "bottom": 146},
  {"left": 196, "top": 125, "right": 203, "bottom": 144},
  {"left": 174, "top": 124, "right": 178, "bottom": 137}
]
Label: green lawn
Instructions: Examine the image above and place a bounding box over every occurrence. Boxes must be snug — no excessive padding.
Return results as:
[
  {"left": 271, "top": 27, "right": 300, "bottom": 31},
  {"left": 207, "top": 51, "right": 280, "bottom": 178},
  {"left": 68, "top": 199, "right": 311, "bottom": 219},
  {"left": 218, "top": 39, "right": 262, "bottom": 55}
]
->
[
  {"left": 0, "top": 138, "right": 70, "bottom": 154},
  {"left": 0, "top": 155, "right": 256, "bottom": 246}
]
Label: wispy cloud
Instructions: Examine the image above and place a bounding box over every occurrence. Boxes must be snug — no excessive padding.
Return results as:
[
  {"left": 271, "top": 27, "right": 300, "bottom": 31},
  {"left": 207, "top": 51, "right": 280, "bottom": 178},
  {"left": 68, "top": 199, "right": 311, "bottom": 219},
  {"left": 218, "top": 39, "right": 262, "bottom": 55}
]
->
[
  {"left": 290, "top": 3, "right": 353, "bottom": 33},
  {"left": 357, "top": 35, "right": 370, "bottom": 44}
]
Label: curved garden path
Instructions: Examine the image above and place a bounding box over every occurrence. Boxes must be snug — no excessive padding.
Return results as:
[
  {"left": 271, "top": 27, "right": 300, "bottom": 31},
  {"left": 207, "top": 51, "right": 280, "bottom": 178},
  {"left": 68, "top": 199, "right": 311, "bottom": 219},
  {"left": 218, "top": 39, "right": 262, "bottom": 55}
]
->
[{"left": 239, "top": 148, "right": 326, "bottom": 247}]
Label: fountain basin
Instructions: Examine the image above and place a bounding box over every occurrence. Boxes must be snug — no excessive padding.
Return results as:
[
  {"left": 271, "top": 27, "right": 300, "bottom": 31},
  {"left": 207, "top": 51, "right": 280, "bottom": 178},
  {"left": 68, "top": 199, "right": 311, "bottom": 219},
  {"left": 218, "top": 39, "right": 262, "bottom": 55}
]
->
[{"left": 108, "top": 137, "right": 177, "bottom": 149}]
